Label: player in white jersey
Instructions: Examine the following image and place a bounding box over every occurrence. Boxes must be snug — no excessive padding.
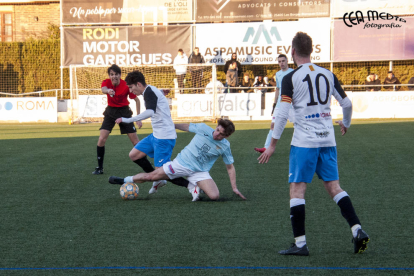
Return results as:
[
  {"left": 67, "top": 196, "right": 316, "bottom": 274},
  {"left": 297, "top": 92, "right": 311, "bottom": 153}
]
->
[
  {"left": 114, "top": 70, "right": 190, "bottom": 193},
  {"left": 109, "top": 119, "right": 246, "bottom": 202},
  {"left": 258, "top": 32, "right": 369, "bottom": 256},
  {"left": 254, "top": 54, "right": 294, "bottom": 153}
]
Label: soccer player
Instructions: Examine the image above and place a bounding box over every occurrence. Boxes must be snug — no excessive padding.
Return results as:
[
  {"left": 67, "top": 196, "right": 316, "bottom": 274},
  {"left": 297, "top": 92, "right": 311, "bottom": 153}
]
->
[
  {"left": 115, "top": 70, "right": 189, "bottom": 193},
  {"left": 258, "top": 32, "right": 369, "bottom": 256},
  {"left": 254, "top": 54, "right": 294, "bottom": 153},
  {"left": 93, "top": 64, "right": 141, "bottom": 175},
  {"left": 109, "top": 119, "right": 246, "bottom": 202}
]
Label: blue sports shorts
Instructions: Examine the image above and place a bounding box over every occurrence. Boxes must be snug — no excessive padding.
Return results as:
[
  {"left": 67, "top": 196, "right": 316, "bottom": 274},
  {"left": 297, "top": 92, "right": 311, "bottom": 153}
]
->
[
  {"left": 289, "top": 146, "right": 339, "bottom": 183},
  {"left": 135, "top": 133, "right": 176, "bottom": 167}
]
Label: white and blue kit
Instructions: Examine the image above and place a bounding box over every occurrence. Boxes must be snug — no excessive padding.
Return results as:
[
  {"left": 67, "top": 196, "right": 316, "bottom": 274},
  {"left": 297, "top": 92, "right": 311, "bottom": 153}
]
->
[
  {"left": 264, "top": 68, "right": 294, "bottom": 149},
  {"left": 163, "top": 123, "right": 234, "bottom": 184},
  {"left": 272, "top": 63, "right": 353, "bottom": 183},
  {"left": 122, "top": 85, "right": 177, "bottom": 167}
]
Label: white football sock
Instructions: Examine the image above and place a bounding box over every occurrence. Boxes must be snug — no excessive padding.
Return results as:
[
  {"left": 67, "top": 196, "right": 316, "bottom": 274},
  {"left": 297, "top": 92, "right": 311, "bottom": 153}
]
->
[
  {"left": 351, "top": 224, "right": 362, "bottom": 238},
  {"left": 124, "top": 176, "right": 133, "bottom": 183},
  {"left": 295, "top": 235, "right": 306, "bottom": 248}
]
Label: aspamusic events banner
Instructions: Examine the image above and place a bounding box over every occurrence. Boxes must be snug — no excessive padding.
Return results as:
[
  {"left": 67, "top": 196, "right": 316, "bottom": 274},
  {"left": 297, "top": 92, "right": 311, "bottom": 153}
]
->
[
  {"left": 0, "top": 98, "right": 57, "bottom": 123},
  {"left": 176, "top": 93, "right": 261, "bottom": 117},
  {"left": 333, "top": 17, "right": 414, "bottom": 61},
  {"left": 333, "top": 0, "right": 414, "bottom": 17},
  {"left": 196, "top": 19, "right": 330, "bottom": 65},
  {"left": 62, "top": 0, "right": 192, "bottom": 24},
  {"left": 62, "top": 26, "right": 191, "bottom": 66},
  {"left": 196, "top": 0, "right": 330, "bottom": 22}
]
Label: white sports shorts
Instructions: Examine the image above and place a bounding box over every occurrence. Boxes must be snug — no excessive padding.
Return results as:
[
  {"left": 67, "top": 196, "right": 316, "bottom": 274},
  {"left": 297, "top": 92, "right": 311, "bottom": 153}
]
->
[{"left": 162, "top": 158, "right": 212, "bottom": 184}]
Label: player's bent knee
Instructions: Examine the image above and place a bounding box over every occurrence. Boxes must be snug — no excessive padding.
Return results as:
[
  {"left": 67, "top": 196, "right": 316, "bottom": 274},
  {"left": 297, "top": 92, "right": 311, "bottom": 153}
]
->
[{"left": 208, "top": 192, "right": 220, "bottom": 200}]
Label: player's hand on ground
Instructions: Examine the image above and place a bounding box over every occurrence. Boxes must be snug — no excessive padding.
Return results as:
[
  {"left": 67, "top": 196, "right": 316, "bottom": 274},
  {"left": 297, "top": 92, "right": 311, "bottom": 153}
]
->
[
  {"left": 135, "top": 121, "right": 143, "bottom": 129},
  {"left": 115, "top": 118, "right": 122, "bottom": 124},
  {"left": 335, "top": 120, "right": 347, "bottom": 136},
  {"left": 233, "top": 188, "right": 246, "bottom": 200},
  {"left": 258, "top": 147, "right": 275, "bottom": 164}
]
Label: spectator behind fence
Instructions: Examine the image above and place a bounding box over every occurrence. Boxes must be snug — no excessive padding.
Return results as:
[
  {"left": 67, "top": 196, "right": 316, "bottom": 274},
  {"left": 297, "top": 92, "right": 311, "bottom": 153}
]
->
[
  {"left": 240, "top": 73, "right": 254, "bottom": 93},
  {"left": 226, "top": 61, "right": 239, "bottom": 93},
  {"left": 383, "top": 71, "right": 401, "bottom": 91},
  {"left": 188, "top": 47, "right": 205, "bottom": 93},
  {"left": 254, "top": 75, "right": 268, "bottom": 93},
  {"left": 205, "top": 76, "right": 225, "bottom": 94},
  {"left": 224, "top": 53, "right": 242, "bottom": 78},
  {"left": 173, "top": 49, "right": 188, "bottom": 93},
  {"left": 408, "top": 76, "right": 414, "bottom": 91},
  {"left": 365, "top": 73, "right": 381, "bottom": 91}
]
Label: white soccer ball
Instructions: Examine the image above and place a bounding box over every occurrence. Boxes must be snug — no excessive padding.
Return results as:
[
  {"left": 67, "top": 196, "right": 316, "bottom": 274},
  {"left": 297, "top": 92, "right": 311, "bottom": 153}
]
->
[{"left": 119, "top": 183, "right": 139, "bottom": 200}]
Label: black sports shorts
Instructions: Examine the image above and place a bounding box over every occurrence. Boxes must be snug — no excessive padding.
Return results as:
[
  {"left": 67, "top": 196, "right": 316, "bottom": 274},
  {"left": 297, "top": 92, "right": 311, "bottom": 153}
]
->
[{"left": 100, "top": 106, "right": 136, "bottom": 134}]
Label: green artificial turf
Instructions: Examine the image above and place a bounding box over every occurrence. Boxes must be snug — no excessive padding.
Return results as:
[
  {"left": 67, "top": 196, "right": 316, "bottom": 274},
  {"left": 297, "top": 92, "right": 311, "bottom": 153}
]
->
[{"left": 0, "top": 119, "right": 414, "bottom": 275}]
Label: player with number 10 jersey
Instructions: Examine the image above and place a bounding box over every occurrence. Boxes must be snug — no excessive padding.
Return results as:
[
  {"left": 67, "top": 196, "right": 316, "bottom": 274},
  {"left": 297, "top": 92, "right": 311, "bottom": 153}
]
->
[{"left": 280, "top": 63, "right": 350, "bottom": 148}]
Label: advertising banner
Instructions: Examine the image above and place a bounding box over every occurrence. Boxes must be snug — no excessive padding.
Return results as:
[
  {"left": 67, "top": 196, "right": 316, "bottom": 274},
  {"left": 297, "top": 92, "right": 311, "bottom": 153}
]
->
[
  {"left": 78, "top": 95, "right": 145, "bottom": 118},
  {"left": 333, "top": 0, "right": 414, "bottom": 18},
  {"left": 62, "top": 26, "right": 191, "bottom": 66},
  {"left": 62, "top": 0, "right": 192, "bottom": 25},
  {"left": 196, "top": 0, "right": 330, "bottom": 22},
  {"left": 0, "top": 98, "right": 57, "bottom": 123},
  {"left": 333, "top": 17, "right": 414, "bottom": 61},
  {"left": 196, "top": 19, "right": 330, "bottom": 65},
  {"left": 176, "top": 93, "right": 262, "bottom": 117}
]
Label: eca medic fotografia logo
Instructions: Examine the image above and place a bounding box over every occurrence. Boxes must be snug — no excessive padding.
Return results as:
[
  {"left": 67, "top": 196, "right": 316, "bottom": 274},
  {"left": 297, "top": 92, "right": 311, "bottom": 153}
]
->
[{"left": 343, "top": 10, "right": 406, "bottom": 29}]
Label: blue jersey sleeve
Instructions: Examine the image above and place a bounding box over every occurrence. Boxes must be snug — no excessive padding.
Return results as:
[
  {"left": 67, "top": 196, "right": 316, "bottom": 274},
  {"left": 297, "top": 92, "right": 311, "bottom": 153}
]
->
[
  {"left": 222, "top": 145, "right": 234, "bottom": 165},
  {"left": 189, "top": 123, "right": 212, "bottom": 135}
]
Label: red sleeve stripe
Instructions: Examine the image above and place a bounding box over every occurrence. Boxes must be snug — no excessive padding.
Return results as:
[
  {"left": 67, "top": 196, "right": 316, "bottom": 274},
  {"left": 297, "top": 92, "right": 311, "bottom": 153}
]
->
[{"left": 281, "top": 95, "right": 292, "bottom": 103}]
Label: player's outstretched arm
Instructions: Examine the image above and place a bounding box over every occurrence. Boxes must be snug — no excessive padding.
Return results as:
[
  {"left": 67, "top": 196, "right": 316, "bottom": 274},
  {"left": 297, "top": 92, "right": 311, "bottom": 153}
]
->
[
  {"left": 102, "top": 86, "right": 115, "bottom": 96},
  {"left": 133, "top": 97, "right": 142, "bottom": 129},
  {"left": 226, "top": 164, "right": 246, "bottom": 200},
  {"left": 175, "top": 123, "right": 190, "bottom": 132}
]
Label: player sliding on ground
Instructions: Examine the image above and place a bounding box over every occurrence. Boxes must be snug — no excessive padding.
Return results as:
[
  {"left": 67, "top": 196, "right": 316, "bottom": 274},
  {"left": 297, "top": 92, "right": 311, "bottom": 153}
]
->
[
  {"left": 109, "top": 119, "right": 246, "bottom": 202},
  {"left": 258, "top": 32, "right": 369, "bottom": 256}
]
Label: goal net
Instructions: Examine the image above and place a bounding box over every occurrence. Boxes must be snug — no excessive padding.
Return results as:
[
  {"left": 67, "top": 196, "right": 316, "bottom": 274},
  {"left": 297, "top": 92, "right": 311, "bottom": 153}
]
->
[{"left": 69, "top": 63, "right": 219, "bottom": 124}]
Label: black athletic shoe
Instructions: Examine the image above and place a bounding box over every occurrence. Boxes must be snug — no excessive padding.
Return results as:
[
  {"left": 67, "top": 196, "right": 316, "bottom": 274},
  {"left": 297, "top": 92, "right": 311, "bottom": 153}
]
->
[
  {"left": 92, "top": 167, "right": 104, "bottom": 175},
  {"left": 353, "top": 229, "right": 369, "bottom": 253},
  {"left": 108, "top": 176, "right": 124, "bottom": 185},
  {"left": 279, "top": 243, "right": 309, "bottom": 256}
]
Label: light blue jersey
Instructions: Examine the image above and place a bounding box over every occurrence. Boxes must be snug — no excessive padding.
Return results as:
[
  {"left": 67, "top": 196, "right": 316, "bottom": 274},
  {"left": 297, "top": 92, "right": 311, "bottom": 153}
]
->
[
  {"left": 176, "top": 123, "right": 234, "bottom": 172},
  {"left": 276, "top": 68, "right": 294, "bottom": 108}
]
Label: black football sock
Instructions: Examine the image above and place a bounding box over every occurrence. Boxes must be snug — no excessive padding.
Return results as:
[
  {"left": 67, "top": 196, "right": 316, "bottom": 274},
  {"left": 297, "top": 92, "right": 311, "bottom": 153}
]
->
[
  {"left": 97, "top": 146, "right": 105, "bottom": 169},
  {"left": 168, "top": 177, "right": 189, "bottom": 188},
  {"left": 337, "top": 196, "right": 361, "bottom": 228},
  {"left": 133, "top": 156, "right": 155, "bottom": 173},
  {"left": 291, "top": 204, "right": 306, "bottom": 238}
]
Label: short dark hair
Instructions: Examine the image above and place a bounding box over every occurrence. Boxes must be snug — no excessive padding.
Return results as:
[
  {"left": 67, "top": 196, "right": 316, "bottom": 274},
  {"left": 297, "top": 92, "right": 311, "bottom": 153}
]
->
[
  {"left": 107, "top": 64, "right": 121, "bottom": 75},
  {"left": 292, "top": 32, "right": 313, "bottom": 57},
  {"left": 195, "top": 47, "right": 199, "bottom": 50},
  {"left": 125, "top": 70, "right": 147, "bottom": 86},
  {"left": 278, "top": 54, "right": 288, "bottom": 60},
  {"left": 218, "top": 119, "right": 235, "bottom": 136},
  {"left": 388, "top": 71, "right": 393, "bottom": 74},
  {"left": 178, "top": 49, "right": 184, "bottom": 53}
]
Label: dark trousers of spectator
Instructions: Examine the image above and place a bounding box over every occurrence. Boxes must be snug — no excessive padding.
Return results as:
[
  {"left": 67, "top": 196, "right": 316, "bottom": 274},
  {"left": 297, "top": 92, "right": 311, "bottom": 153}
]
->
[
  {"left": 191, "top": 70, "right": 203, "bottom": 93},
  {"left": 176, "top": 74, "right": 185, "bottom": 93}
]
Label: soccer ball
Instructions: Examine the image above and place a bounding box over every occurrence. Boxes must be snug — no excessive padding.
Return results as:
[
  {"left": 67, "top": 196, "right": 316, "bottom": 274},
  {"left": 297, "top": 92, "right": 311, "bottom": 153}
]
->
[{"left": 120, "top": 183, "right": 139, "bottom": 200}]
